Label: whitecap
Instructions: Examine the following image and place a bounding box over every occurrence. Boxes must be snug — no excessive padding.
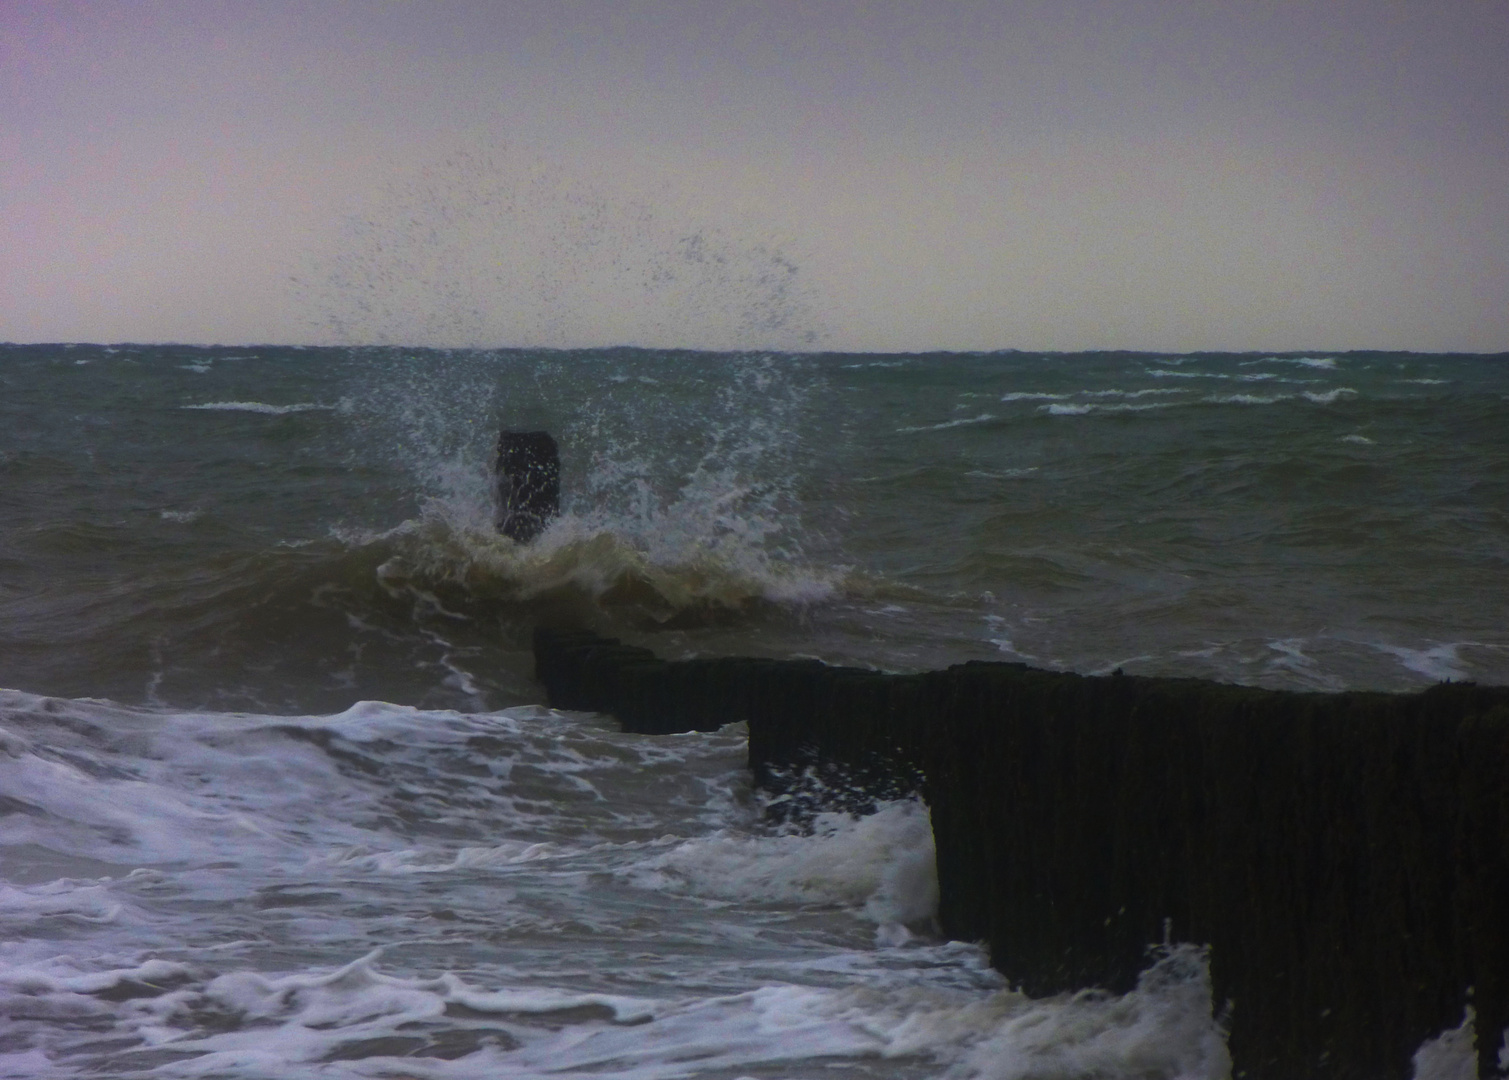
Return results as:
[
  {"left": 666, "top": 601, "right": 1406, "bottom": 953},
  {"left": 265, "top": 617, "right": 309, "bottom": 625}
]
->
[
  {"left": 1304, "top": 388, "right": 1358, "bottom": 404},
  {"left": 182, "top": 401, "right": 333, "bottom": 414},
  {"left": 1206, "top": 393, "right": 1287, "bottom": 405},
  {"left": 896, "top": 413, "right": 996, "bottom": 433},
  {"left": 1082, "top": 388, "right": 1187, "bottom": 398},
  {"left": 1242, "top": 356, "right": 1338, "bottom": 369},
  {"left": 1042, "top": 402, "right": 1176, "bottom": 415},
  {"left": 1147, "top": 368, "right": 1228, "bottom": 379}
]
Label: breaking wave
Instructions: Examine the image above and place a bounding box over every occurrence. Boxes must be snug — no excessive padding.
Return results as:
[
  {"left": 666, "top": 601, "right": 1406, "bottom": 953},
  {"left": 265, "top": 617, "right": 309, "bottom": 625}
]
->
[{"left": 182, "top": 401, "right": 336, "bottom": 414}]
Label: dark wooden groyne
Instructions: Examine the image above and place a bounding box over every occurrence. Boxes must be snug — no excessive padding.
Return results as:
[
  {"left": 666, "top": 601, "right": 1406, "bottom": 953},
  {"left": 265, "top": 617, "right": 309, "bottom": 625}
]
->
[{"left": 532, "top": 626, "right": 1509, "bottom": 1080}]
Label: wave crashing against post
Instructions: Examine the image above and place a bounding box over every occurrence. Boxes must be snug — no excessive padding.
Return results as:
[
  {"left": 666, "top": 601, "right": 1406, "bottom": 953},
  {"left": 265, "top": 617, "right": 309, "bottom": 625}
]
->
[{"left": 2, "top": 343, "right": 1508, "bottom": 1077}]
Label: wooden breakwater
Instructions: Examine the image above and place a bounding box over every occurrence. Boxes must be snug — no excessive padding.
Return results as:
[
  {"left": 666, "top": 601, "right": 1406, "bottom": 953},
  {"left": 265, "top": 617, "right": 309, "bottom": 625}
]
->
[{"left": 532, "top": 626, "right": 1509, "bottom": 1080}]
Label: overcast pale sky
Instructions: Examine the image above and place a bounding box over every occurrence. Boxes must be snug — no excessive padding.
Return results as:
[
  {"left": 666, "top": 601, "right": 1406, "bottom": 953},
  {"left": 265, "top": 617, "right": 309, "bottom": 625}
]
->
[{"left": 3, "top": 1, "right": 1507, "bottom": 351}]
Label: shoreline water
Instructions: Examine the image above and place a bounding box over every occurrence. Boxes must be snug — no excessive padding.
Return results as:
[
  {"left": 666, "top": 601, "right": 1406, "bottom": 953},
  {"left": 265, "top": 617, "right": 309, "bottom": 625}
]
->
[
  {"left": 2, "top": 343, "right": 1505, "bottom": 1076},
  {"left": 532, "top": 625, "right": 1509, "bottom": 1080}
]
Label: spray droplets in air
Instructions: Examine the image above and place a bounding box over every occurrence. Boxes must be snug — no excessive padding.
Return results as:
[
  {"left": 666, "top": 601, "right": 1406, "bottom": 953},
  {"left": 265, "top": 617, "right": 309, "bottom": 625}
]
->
[
  {"left": 569, "top": 356, "right": 818, "bottom": 574},
  {"left": 330, "top": 350, "right": 841, "bottom": 618},
  {"left": 301, "top": 149, "right": 826, "bottom": 351}
]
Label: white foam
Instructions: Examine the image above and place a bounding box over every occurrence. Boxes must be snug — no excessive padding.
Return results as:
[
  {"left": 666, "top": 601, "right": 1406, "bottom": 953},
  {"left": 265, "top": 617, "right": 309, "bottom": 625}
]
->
[
  {"left": 1266, "top": 638, "right": 1317, "bottom": 672},
  {"left": 1259, "top": 356, "right": 1338, "bottom": 369},
  {"left": 1207, "top": 393, "right": 1285, "bottom": 405},
  {"left": 100, "top": 946, "right": 1224, "bottom": 1080},
  {"left": 349, "top": 354, "right": 846, "bottom": 616},
  {"left": 1412, "top": 1008, "right": 1478, "bottom": 1080},
  {"left": 628, "top": 800, "right": 939, "bottom": 935},
  {"left": 0, "top": 956, "right": 190, "bottom": 996},
  {"left": 1373, "top": 642, "right": 1471, "bottom": 682},
  {"left": 897, "top": 413, "right": 997, "bottom": 433},
  {"left": 1148, "top": 368, "right": 1223, "bottom": 379},
  {"left": 1201, "top": 388, "right": 1356, "bottom": 406},
  {"left": 1304, "top": 388, "right": 1358, "bottom": 404},
  {"left": 1043, "top": 402, "right": 1176, "bottom": 415},
  {"left": 955, "top": 946, "right": 1230, "bottom": 1080},
  {"left": 1147, "top": 369, "right": 1299, "bottom": 383},
  {"left": 1083, "top": 388, "right": 1187, "bottom": 399},
  {"left": 181, "top": 401, "right": 333, "bottom": 414},
  {"left": 0, "top": 689, "right": 1240, "bottom": 1079},
  {"left": 0, "top": 880, "right": 123, "bottom": 925},
  {"left": 999, "top": 392, "right": 1069, "bottom": 402}
]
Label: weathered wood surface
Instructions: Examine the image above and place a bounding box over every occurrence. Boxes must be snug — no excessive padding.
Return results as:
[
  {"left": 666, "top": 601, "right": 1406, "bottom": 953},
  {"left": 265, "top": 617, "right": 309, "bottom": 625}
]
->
[{"left": 532, "top": 626, "right": 1509, "bottom": 1080}]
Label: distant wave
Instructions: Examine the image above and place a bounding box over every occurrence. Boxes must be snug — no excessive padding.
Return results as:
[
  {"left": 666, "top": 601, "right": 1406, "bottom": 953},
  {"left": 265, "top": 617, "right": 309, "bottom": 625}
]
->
[
  {"left": 1005, "top": 389, "right": 1184, "bottom": 409},
  {"left": 1044, "top": 388, "right": 1358, "bottom": 416},
  {"left": 1203, "top": 389, "right": 1356, "bottom": 406},
  {"left": 1303, "top": 388, "right": 1357, "bottom": 404},
  {"left": 1148, "top": 369, "right": 1291, "bottom": 382},
  {"left": 896, "top": 413, "right": 996, "bottom": 433},
  {"left": 1204, "top": 394, "right": 1286, "bottom": 406},
  {"left": 1082, "top": 388, "right": 1187, "bottom": 399},
  {"left": 1146, "top": 369, "right": 1226, "bottom": 380},
  {"left": 1244, "top": 356, "right": 1338, "bottom": 369},
  {"left": 182, "top": 401, "right": 334, "bottom": 414},
  {"left": 1043, "top": 402, "right": 1176, "bottom": 416}
]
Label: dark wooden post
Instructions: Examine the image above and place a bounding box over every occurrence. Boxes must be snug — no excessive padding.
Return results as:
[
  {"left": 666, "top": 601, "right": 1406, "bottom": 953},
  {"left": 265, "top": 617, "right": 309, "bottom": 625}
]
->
[{"left": 495, "top": 430, "right": 560, "bottom": 543}]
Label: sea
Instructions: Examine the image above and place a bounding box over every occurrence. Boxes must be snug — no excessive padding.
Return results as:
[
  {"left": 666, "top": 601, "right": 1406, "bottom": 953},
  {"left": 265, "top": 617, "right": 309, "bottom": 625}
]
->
[{"left": 1, "top": 343, "right": 1505, "bottom": 1079}]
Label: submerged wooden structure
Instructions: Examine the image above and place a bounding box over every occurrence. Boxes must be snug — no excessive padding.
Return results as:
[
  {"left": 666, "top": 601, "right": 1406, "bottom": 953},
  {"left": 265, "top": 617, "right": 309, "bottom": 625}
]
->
[
  {"left": 532, "top": 626, "right": 1509, "bottom": 1080},
  {"left": 494, "top": 431, "right": 560, "bottom": 543}
]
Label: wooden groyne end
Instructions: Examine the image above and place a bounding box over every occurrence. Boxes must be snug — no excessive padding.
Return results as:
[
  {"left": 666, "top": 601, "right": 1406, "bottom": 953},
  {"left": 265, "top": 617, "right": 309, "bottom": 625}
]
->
[{"left": 532, "top": 626, "right": 1509, "bottom": 1080}]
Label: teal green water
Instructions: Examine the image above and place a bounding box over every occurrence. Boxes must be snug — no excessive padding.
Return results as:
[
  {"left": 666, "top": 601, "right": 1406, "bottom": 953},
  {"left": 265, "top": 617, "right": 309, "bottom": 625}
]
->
[
  {"left": 3, "top": 344, "right": 1505, "bottom": 710},
  {"left": 1, "top": 342, "right": 1503, "bottom": 1078}
]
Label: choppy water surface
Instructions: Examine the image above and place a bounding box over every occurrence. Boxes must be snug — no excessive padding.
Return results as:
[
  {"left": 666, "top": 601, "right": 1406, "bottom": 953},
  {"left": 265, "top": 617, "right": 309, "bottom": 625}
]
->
[{"left": 1, "top": 344, "right": 1504, "bottom": 1076}]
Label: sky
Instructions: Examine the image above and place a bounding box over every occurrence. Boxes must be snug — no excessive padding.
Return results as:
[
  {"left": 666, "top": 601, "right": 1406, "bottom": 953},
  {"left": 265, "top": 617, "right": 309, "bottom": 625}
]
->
[{"left": 3, "top": 0, "right": 1507, "bottom": 352}]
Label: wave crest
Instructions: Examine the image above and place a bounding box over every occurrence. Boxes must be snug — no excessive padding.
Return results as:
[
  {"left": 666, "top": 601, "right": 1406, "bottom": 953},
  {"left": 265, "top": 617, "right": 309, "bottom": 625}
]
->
[{"left": 355, "top": 506, "right": 843, "bottom": 628}]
